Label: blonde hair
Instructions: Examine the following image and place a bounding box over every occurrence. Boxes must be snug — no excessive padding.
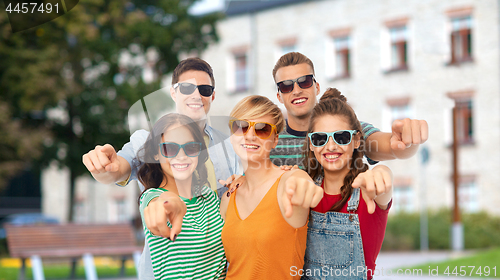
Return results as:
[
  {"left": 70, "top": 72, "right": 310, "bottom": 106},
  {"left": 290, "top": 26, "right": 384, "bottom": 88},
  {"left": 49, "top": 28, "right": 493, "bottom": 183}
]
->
[{"left": 230, "top": 95, "right": 284, "bottom": 133}]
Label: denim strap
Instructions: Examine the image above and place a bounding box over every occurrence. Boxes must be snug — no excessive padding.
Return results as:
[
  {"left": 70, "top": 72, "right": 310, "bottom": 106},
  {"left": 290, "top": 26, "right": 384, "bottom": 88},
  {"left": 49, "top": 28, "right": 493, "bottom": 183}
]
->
[{"left": 347, "top": 188, "right": 360, "bottom": 212}]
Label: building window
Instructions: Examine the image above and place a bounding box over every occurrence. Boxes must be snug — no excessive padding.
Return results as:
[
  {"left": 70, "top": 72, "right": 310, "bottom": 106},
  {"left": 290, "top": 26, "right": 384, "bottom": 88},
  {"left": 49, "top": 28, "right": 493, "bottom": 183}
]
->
[
  {"left": 281, "top": 44, "right": 296, "bottom": 55},
  {"left": 384, "top": 97, "right": 411, "bottom": 131},
  {"left": 115, "top": 198, "right": 127, "bottom": 222},
  {"left": 450, "top": 16, "right": 472, "bottom": 64},
  {"left": 234, "top": 53, "right": 248, "bottom": 92},
  {"left": 392, "top": 177, "right": 414, "bottom": 213},
  {"left": 334, "top": 36, "right": 351, "bottom": 78},
  {"left": 275, "top": 37, "right": 298, "bottom": 61},
  {"left": 325, "top": 28, "right": 352, "bottom": 80},
  {"left": 74, "top": 198, "right": 87, "bottom": 223},
  {"left": 455, "top": 99, "right": 473, "bottom": 144},
  {"left": 459, "top": 176, "right": 478, "bottom": 213},
  {"left": 389, "top": 25, "right": 408, "bottom": 71}
]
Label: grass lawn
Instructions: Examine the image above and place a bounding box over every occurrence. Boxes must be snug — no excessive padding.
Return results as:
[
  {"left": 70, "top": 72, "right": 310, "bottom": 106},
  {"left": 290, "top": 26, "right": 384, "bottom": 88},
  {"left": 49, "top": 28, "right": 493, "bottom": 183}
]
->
[
  {"left": 400, "top": 247, "right": 500, "bottom": 278},
  {"left": 0, "top": 258, "right": 137, "bottom": 280}
]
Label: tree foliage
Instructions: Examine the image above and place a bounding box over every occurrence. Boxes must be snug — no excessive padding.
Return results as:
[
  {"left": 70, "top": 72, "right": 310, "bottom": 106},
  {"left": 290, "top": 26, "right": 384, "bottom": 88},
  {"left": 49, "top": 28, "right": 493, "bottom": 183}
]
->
[{"left": 0, "top": 0, "right": 221, "bottom": 220}]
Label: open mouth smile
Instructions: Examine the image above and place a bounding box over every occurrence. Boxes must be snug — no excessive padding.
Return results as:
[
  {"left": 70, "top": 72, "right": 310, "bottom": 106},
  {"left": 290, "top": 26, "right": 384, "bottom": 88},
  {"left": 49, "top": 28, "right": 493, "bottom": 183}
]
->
[
  {"left": 171, "top": 163, "right": 191, "bottom": 171},
  {"left": 291, "top": 97, "right": 308, "bottom": 105}
]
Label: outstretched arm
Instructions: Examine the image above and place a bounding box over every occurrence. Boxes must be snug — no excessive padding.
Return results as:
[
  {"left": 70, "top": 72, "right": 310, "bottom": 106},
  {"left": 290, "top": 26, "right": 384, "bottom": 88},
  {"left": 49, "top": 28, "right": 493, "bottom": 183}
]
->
[
  {"left": 364, "top": 118, "right": 428, "bottom": 161},
  {"left": 352, "top": 165, "right": 393, "bottom": 214},
  {"left": 278, "top": 170, "right": 323, "bottom": 228},
  {"left": 142, "top": 191, "right": 186, "bottom": 241},
  {"left": 82, "top": 144, "right": 131, "bottom": 184}
]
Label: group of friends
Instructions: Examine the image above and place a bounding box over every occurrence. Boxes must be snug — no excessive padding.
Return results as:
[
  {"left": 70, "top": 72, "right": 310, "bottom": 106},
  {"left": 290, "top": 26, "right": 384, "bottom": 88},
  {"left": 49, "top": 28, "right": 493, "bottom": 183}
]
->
[{"left": 82, "top": 52, "right": 428, "bottom": 280}]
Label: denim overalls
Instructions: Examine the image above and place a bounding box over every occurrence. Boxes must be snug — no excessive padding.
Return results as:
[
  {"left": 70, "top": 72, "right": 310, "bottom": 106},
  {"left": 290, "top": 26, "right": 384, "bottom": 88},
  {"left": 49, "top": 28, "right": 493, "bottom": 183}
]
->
[{"left": 302, "top": 188, "right": 366, "bottom": 280}]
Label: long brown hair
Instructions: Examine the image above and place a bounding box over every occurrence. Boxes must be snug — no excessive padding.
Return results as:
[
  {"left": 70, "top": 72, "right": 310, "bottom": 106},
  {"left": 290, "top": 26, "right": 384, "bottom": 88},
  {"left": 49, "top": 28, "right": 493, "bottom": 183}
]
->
[
  {"left": 302, "top": 88, "right": 368, "bottom": 212},
  {"left": 136, "top": 113, "right": 209, "bottom": 200}
]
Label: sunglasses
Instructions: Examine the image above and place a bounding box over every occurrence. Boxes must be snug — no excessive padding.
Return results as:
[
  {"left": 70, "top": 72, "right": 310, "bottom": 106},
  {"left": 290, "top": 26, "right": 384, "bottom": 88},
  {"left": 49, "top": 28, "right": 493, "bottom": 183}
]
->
[
  {"left": 229, "top": 119, "right": 277, "bottom": 139},
  {"left": 308, "top": 130, "right": 358, "bottom": 147},
  {"left": 173, "top": 82, "right": 214, "bottom": 97},
  {"left": 159, "top": 142, "right": 202, "bottom": 158},
  {"left": 276, "top": 74, "right": 315, "bottom": 93}
]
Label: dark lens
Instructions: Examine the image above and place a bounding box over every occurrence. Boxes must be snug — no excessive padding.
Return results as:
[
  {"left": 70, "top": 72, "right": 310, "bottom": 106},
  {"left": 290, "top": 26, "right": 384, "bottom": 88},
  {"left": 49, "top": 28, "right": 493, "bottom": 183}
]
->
[
  {"left": 183, "top": 142, "right": 201, "bottom": 157},
  {"left": 179, "top": 83, "right": 197, "bottom": 95},
  {"left": 278, "top": 81, "right": 294, "bottom": 93},
  {"left": 311, "top": 133, "right": 328, "bottom": 147},
  {"left": 297, "top": 75, "right": 313, "bottom": 89},
  {"left": 254, "top": 123, "right": 273, "bottom": 138},
  {"left": 197, "top": 85, "right": 214, "bottom": 97},
  {"left": 334, "top": 131, "right": 352, "bottom": 145},
  {"left": 162, "top": 143, "right": 180, "bottom": 158},
  {"left": 231, "top": 120, "right": 249, "bottom": 135}
]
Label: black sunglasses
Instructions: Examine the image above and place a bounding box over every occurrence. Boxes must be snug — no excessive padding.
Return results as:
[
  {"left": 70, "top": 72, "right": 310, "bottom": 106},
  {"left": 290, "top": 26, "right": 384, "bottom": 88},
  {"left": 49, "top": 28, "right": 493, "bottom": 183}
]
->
[
  {"left": 159, "top": 142, "right": 202, "bottom": 158},
  {"left": 276, "top": 74, "right": 315, "bottom": 93},
  {"left": 173, "top": 82, "right": 214, "bottom": 97}
]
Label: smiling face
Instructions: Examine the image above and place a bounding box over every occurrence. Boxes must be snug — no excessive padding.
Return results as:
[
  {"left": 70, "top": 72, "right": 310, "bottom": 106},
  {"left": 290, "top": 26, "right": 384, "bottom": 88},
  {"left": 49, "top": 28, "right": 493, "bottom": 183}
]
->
[
  {"left": 230, "top": 115, "right": 279, "bottom": 165},
  {"left": 170, "top": 70, "right": 215, "bottom": 121},
  {"left": 158, "top": 124, "right": 199, "bottom": 185},
  {"left": 275, "top": 63, "right": 320, "bottom": 122},
  {"left": 310, "top": 115, "right": 360, "bottom": 177}
]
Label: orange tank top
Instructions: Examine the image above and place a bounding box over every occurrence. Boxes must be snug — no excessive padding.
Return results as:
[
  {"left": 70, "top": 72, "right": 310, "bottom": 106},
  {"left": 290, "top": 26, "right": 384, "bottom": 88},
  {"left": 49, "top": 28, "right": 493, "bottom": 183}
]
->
[{"left": 221, "top": 174, "right": 307, "bottom": 280}]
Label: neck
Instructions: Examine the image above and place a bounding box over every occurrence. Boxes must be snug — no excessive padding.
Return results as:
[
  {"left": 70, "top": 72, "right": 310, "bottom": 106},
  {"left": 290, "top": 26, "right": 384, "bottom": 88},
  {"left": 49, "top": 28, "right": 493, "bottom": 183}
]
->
[
  {"left": 161, "top": 176, "right": 193, "bottom": 199},
  {"left": 243, "top": 159, "right": 280, "bottom": 190},
  {"left": 322, "top": 168, "right": 350, "bottom": 195},
  {"left": 287, "top": 115, "right": 311, "bottom": 132},
  {"left": 197, "top": 119, "right": 207, "bottom": 132}
]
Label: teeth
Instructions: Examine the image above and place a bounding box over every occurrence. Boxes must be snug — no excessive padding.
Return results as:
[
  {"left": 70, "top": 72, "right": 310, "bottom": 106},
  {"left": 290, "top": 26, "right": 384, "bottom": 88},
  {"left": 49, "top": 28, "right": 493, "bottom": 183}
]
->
[
  {"left": 293, "top": 98, "right": 306, "bottom": 104},
  {"left": 243, "top": 144, "right": 259, "bottom": 149},
  {"left": 188, "top": 104, "right": 203, "bottom": 108},
  {"left": 325, "top": 154, "right": 340, "bottom": 159},
  {"left": 173, "top": 164, "right": 189, "bottom": 168}
]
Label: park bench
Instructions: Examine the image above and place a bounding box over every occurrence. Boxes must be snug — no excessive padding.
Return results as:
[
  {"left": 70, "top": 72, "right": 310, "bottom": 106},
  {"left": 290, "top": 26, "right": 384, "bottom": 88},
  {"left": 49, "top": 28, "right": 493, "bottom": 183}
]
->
[{"left": 5, "top": 223, "right": 143, "bottom": 280}]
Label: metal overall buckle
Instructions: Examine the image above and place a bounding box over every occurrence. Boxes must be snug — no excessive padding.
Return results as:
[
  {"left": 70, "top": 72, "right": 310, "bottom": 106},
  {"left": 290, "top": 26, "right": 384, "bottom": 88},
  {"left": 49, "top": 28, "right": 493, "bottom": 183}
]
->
[{"left": 348, "top": 210, "right": 356, "bottom": 222}]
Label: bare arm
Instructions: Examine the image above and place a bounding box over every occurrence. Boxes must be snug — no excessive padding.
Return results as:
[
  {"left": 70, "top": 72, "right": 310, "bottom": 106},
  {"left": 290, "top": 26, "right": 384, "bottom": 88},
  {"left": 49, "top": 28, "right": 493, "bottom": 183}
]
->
[
  {"left": 278, "top": 169, "right": 323, "bottom": 228},
  {"left": 352, "top": 165, "right": 393, "bottom": 213},
  {"left": 143, "top": 192, "right": 186, "bottom": 240},
  {"left": 364, "top": 118, "right": 428, "bottom": 161}
]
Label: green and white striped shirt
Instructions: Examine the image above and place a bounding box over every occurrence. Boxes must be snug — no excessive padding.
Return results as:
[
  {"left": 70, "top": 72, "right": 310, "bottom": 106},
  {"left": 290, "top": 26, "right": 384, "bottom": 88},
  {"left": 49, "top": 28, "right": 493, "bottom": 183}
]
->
[
  {"left": 270, "top": 121, "right": 380, "bottom": 168},
  {"left": 139, "top": 186, "right": 226, "bottom": 280}
]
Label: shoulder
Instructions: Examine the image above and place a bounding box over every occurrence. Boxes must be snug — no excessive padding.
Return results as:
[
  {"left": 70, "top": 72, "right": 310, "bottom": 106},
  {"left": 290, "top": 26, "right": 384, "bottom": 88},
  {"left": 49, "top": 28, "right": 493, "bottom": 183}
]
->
[
  {"left": 206, "top": 125, "right": 228, "bottom": 139},
  {"left": 281, "top": 169, "right": 309, "bottom": 181},
  {"left": 130, "top": 129, "right": 150, "bottom": 146},
  {"left": 139, "top": 188, "right": 164, "bottom": 205}
]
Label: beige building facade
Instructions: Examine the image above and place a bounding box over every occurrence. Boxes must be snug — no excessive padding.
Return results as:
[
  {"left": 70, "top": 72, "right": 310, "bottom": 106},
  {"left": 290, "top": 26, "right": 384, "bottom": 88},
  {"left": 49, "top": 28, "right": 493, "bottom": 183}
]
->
[
  {"left": 42, "top": 0, "right": 500, "bottom": 222},
  {"left": 201, "top": 0, "right": 500, "bottom": 215}
]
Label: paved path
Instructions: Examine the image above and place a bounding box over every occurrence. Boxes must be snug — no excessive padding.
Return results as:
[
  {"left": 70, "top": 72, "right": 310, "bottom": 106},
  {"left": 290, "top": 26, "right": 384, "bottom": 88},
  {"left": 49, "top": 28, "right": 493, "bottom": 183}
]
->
[
  {"left": 89, "top": 251, "right": 499, "bottom": 279},
  {"left": 375, "top": 251, "right": 495, "bottom": 279}
]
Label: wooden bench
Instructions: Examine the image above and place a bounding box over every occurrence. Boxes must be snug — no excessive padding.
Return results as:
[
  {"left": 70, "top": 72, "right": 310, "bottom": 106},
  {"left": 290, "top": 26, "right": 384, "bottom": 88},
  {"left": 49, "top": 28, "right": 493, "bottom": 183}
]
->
[{"left": 5, "top": 223, "right": 143, "bottom": 280}]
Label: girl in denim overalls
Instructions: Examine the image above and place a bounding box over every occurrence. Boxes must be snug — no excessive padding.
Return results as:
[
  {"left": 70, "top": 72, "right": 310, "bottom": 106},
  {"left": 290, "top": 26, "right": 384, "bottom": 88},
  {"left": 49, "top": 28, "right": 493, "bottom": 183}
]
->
[{"left": 301, "top": 88, "right": 393, "bottom": 280}]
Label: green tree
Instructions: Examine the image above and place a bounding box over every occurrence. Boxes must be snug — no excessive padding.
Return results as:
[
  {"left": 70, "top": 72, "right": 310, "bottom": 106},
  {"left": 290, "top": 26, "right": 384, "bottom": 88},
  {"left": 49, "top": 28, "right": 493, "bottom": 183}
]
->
[{"left": 0, "top": 0, "right": 221, "bottom": 221}]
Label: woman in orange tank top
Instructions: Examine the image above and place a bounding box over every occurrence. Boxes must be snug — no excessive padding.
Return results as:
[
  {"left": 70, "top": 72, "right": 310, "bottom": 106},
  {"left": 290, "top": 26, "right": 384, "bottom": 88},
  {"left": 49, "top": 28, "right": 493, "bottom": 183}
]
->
[{"left": 219, "top": 95, "right": 324, "bottom": 280}]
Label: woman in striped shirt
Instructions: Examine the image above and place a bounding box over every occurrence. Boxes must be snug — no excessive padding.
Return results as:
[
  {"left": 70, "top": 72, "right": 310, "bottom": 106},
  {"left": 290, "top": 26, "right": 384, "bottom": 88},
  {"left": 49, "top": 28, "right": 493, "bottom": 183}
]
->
[{"left": 137, "top": 113, "right": 226, "bottom": 280}]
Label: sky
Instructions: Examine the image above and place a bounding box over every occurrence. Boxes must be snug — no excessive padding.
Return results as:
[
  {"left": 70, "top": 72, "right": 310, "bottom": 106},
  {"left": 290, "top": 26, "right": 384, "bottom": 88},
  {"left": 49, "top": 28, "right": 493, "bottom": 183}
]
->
[{"left": 189, "top": 0, "right": 225, "bottom": 15}]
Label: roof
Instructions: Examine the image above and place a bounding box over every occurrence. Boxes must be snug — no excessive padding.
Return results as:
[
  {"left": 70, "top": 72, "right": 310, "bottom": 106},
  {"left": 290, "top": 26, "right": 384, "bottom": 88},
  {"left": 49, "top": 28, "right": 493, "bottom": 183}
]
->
[{"left": 225, "top": 0, "right": 311, "bottom": 16}]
